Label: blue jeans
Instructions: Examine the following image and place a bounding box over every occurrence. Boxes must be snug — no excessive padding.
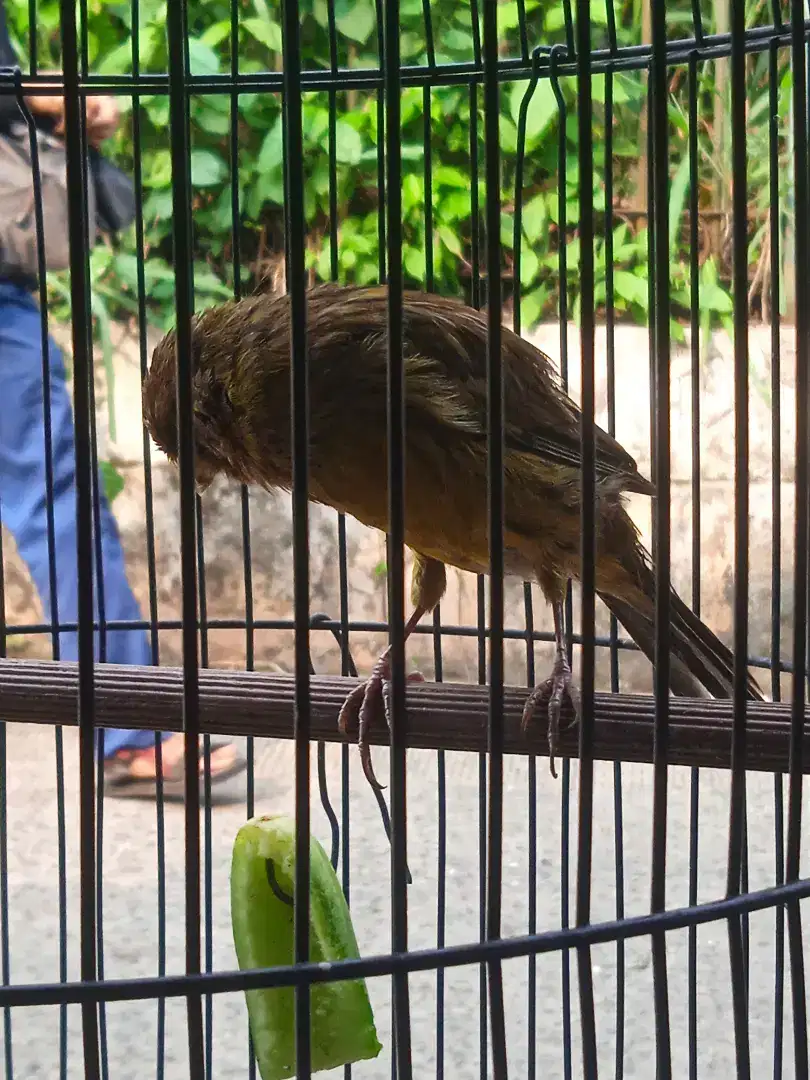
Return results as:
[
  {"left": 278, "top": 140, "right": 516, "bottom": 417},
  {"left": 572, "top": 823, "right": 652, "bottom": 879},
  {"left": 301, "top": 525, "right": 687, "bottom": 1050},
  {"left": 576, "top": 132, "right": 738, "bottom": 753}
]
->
[{"left": 0, "top": 280, "right": 167, "bottom": 757}]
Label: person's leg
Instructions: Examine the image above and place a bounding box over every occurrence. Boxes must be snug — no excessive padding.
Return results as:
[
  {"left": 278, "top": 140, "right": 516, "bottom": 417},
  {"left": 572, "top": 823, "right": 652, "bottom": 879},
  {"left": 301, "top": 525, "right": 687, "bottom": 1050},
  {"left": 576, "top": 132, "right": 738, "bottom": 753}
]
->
[
  {"left": 0, "top": 282, "right": 156, "bottom": 755},
  {"left": 0, "top": 283, "right": 244, "bottom": 789}
]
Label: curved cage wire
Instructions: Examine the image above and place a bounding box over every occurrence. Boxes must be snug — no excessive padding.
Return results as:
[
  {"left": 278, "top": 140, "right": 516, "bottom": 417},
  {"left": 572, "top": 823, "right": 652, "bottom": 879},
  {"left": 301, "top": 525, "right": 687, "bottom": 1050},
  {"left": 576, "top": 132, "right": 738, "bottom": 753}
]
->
[{"left": 0, "top": 0, "right": 806, "bottom": 1077}]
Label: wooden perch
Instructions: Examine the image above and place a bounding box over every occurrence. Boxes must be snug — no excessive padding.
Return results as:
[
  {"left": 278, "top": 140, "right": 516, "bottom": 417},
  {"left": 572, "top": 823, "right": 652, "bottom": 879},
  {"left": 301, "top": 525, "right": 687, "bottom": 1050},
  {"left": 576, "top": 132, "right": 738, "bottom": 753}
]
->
[{"left": 0, "top": 658, "right": 807, "bottom": 774}]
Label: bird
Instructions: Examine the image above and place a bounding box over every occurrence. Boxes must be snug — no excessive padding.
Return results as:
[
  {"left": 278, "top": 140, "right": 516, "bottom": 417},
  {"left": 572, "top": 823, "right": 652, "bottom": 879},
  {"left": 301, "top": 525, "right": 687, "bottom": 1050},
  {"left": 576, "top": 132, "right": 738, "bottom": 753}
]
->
[{"left": 143, "top": 281, "right": 764, "bottom": 786}]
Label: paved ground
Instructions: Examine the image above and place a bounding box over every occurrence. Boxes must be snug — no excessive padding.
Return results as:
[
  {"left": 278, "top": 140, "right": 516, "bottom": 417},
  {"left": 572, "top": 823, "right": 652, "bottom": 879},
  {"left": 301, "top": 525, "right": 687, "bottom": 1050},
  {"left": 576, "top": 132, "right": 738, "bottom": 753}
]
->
[{"left": 2, "top": 720, "right": 809, "bottom": 1079}]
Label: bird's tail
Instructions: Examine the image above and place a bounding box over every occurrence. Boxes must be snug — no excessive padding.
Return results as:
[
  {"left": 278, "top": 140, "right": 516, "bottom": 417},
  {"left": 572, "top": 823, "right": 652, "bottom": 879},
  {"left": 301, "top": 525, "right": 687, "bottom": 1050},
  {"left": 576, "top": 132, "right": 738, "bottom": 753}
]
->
[{"left": 599, "top": 548, "right": 764, "bottom": 702}]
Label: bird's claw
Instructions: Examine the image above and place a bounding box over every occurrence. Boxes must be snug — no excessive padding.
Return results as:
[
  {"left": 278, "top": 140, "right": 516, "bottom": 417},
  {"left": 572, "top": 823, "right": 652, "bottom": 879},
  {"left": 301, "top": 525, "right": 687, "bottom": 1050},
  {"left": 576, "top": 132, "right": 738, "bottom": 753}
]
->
[
  {"left": 337, "top": 653, "right": 425, "bottom": 791},
  {"left": 521, "top": 654, "right": 580, "bottom": 780}
]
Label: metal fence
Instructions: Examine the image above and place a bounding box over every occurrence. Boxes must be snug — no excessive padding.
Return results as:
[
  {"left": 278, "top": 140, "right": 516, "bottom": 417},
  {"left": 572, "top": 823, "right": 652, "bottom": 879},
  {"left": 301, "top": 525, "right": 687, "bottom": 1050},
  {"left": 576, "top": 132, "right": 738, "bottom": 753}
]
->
[{"left": 0, "top": 0, "right": 808, "bottom": 1077}]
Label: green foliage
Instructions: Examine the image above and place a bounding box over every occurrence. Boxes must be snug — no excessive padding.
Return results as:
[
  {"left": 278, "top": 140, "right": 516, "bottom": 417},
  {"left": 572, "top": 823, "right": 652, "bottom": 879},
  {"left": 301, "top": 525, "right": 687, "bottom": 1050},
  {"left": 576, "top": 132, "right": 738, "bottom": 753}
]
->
[
  {"left": 6, "top": 0, "right": 793, "bottom": 341},
  {"left": 99, "top": 459, "right": 125, "bottom": 503}
]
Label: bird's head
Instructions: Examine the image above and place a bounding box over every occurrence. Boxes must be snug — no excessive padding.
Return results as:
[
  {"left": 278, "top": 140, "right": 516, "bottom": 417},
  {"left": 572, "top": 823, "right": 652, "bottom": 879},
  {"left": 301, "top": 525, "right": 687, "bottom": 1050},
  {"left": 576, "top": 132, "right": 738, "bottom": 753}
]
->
[{"left": 143, "top": 303, "right": 254, "bottom": 494}]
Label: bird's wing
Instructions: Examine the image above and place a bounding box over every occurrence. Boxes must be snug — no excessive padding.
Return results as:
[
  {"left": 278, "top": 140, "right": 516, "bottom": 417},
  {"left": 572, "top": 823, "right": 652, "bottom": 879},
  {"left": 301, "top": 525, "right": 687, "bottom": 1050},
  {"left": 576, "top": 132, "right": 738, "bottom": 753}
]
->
[
  {"left": 500, "top": 383, "right": 656, "bottom": 496},
  {"left": 503, "top": 423, "right": 655, "bottom": 495},
  {"left": 396, "top": 291, "right": 655, "bottom": 497}
]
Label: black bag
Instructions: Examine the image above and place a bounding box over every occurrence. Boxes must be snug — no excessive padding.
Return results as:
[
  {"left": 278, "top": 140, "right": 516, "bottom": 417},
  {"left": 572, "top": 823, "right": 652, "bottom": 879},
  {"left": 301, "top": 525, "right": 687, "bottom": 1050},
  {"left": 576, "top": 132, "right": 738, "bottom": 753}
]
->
[
  {"left": 0, "top": 122, "right": 93, "bottom": 277},
  {"left": 89, "top": 147, "right": 136, "bottom": 235},
  {"left": 0, "top": 121, "right": 135, "bottom": 280}
]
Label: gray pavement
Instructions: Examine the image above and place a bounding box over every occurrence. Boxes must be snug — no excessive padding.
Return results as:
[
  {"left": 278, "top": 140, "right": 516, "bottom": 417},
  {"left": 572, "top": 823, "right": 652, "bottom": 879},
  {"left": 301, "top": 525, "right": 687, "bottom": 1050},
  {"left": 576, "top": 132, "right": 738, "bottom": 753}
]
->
[{"left": 2, "top": 720, "right": 809, "bottom": 1078}]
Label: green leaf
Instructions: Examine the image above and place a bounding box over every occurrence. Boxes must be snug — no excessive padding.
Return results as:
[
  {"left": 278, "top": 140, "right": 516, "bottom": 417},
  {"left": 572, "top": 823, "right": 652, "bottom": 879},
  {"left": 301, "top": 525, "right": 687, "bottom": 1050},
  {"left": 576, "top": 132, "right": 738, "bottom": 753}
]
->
[
  {"left": 335, "top": 120, "right": 363, "bottom": 164},
  {"left": 439, "top": 190, "right": 471, "bottom": 221},
  {"left": 242, "top": 16, "right": 282, "bottom": 52},
  {"left": 110, "top": 252, "right": 140, "bottom": 289},
  {"left": 99, "top": 460, "right": 125, "bottom": 504},
  {"left": 138, "top": 23, "right": 162, "bottom": 67},
  {"left": 356, "top": 262, "right": 379, "bottom": 286},
  {"left": 499, "top": 115, "right": 518, "bottom": 154},
  {"left": 701, "top": 283, "right": 733, "bottom": 313},
  {"left": 141, "top": 93, "right": 169, "bottom": 128},
  {"left": 336, "top": 0, "right": 376, "bottom": 42},
  {"left": 434, "top": 165, "right": 470, "bottom": 189},
  {"left": 519, "top": 285, "right": 550, "bottom": 328},
  {"left": 520, "top": 193, "right": 546, "bottom": 238},
  {"left": 546, "top": 0, "right": 605, "bottom": 30},
  {"left": 258, "top": 119, "right": 284, "bottom": 172},
  {"left": 188, "top": 37, "right": 220, "bottom": 76},
  {"left": 201, "top": 20, "right": 232, "bottom": 47},
  {"left": 194, "top": 100, "right": 231, "bottom": 136},
  {"left": 438, "top": 225, "right": 462, "bottom": 257},
  {"left": 143, "top": 260, "right": 176, "bottom": 288},
  {"left": 402, "top": 172, "right": 423, "bottom": 213},
  {"left": 519, "top": 247, "right": 539, "bottom": 284},
  {"left": 400, "top": 87, "right": 424, "bottom": 127},
  {"left": 438, "top": 27, "right": 475, "bottom": 54},
  {"left": 193, "top": 265, "right": 233, "bottom": 298},
  {"left": 500, "top": 212, "right": 514, "bottom": 249},
  {"left": 191, "top": 149, "right": 227, "bottom": 187},
  {"left": 544, "top": 5, "right": 567, "bottom": 30},
  {"left": 404, "top": 245, "right": 426, "bottom": 281},
  {"left": 701, "top": 256, "right": 719, "bottom": 286},
  {"left": 238, "top": 93, "right": 262, "bottom": 119},
  {"left": 256, "top": 166, "right": 285, "bottom": 206},
  {"left": 209, "top": 185, "right": 237, "bottom": 230},
  {"left": 668, "top": 155, "right": 690, "bottom": 250},
  {"left": 509, "top": 79, "right": 558, "bottom": 146},
  {"left": 613, "top": 270, "right": 649, "bottom": 309},
  {"left": 340, "top": 247, "right": 358, "bottom": 270},
  {"left": 97, "top": 40, "right": 132, "bottom": 75},
  {"left": 317, "top": 241, "right": 334, "bottom": 281},
  {"left": 144, "top": 148, "right": 172, "bottom": 187},
  {"left": 143, "top": 189, "right": 173, "bottom": 219},
  {"left": 497, "top": 1, "right": 521, "bottom": 31},
  {"left": 302, "top": 104, "right": 330, "bottom": 145},
  {"left": 613, "top": 72, "right": 646, "bottom": 103}
]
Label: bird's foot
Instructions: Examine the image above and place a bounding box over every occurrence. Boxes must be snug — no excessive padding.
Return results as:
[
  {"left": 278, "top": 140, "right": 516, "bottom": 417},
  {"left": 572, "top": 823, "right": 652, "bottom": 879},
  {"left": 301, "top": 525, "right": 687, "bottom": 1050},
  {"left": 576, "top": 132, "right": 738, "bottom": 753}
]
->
[
  {"left": 521, "top": 653, "right": 580, "bottom": 780},
  {"left": 337, "top": 650, "right": 425, "bottom": 791}
]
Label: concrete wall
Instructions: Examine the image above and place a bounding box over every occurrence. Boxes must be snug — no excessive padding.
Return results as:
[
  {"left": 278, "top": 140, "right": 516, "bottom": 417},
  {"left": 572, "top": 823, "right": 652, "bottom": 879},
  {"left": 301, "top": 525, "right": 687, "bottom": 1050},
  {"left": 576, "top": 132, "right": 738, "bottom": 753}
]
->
[{"left": 1, "top": 315, "right": 794, "bottom": 698}]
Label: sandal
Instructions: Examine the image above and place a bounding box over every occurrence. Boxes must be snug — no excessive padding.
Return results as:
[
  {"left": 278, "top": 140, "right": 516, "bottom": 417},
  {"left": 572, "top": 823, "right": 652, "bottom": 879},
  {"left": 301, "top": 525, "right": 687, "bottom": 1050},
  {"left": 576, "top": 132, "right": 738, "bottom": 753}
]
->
[{"left": 104, "top": 734, "right": 247, "bottom": 800}]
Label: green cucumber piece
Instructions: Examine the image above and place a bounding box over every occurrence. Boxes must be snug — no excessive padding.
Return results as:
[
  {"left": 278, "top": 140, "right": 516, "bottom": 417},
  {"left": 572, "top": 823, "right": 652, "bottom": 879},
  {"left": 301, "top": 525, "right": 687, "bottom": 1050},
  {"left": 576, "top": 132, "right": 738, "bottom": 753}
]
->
[{"left": 231, "top": 814, "right": 382, "bottom": 1079}]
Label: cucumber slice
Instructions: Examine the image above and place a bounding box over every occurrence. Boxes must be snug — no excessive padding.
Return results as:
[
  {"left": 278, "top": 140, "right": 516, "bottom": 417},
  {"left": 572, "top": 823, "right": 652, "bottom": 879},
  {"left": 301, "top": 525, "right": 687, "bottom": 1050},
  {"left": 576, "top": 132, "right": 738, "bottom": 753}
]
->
[{"left": 231, "top": 814, "right": 383, "bottom": 1078}]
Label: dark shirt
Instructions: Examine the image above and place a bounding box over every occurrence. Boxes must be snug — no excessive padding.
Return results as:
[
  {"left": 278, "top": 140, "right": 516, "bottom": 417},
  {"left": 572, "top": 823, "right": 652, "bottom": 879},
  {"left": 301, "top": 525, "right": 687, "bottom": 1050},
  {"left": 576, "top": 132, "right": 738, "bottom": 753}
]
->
[{"left": 0, "top": 1, "right": 54, "bottom": 133}]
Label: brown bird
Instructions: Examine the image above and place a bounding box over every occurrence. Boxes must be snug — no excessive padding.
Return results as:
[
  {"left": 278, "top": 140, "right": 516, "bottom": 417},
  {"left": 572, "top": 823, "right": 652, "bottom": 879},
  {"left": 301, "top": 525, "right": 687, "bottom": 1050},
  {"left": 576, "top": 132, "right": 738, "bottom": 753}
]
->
[{"left": 143, "top": 282, "right": 763, "bottom": 785}]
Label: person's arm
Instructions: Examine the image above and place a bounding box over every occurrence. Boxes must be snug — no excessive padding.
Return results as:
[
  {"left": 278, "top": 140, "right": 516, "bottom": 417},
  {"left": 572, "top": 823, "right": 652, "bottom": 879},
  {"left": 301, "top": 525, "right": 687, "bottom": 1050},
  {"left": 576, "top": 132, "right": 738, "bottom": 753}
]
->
[
  {"left": 0, "top": 0, "right": 64, "bottom": 132},
  {"left": 0, "top": 0, "right": 118, "bottom": 143}
]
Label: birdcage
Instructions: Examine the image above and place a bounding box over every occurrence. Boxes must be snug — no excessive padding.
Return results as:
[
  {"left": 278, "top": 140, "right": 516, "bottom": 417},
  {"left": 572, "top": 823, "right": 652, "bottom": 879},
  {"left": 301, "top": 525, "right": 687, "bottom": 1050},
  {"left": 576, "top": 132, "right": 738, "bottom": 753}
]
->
[{"left": 0, "top": 0, "right": 807, "bottom": 1077}]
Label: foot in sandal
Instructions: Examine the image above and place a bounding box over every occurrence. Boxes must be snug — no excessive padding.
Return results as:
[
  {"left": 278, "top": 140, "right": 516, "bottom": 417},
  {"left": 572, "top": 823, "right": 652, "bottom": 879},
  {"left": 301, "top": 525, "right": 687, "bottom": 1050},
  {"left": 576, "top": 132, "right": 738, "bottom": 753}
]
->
[{"left": 104, "top": 732, "right": 247, "bottom": 800}]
